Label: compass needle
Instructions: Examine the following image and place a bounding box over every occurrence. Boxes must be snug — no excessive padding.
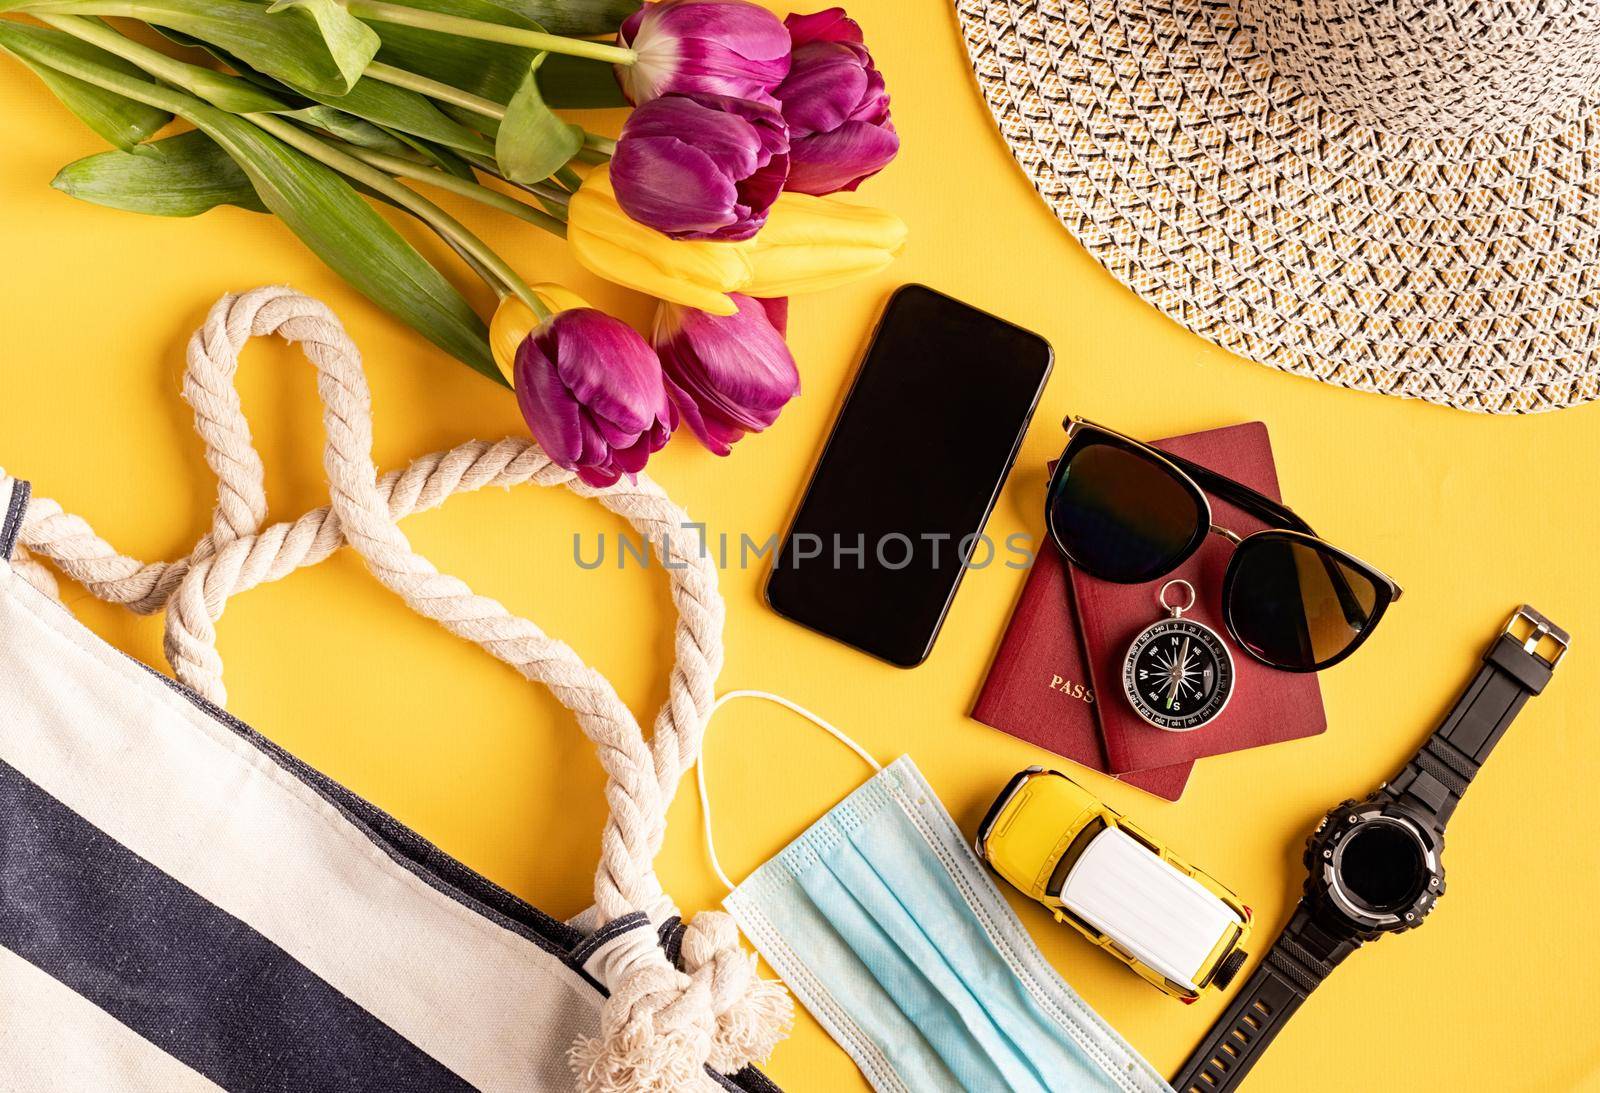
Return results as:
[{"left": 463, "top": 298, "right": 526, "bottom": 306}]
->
[
  {"left": 1124, "top": 579, "right": 1234, "bottom": 732},
  {"left": 1165, "top": 636, "right": 1191, "bottom": 709}
]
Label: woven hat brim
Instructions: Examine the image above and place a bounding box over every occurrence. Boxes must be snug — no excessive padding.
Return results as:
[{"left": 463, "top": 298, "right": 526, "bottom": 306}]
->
[{"left": 956, "top": 0, "right": 1600, "bottom": 413}]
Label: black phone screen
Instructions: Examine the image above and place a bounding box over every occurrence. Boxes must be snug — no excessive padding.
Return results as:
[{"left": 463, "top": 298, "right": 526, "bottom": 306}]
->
[{"left": 766, "top": 284, "right": 1053, "bottom": 666}]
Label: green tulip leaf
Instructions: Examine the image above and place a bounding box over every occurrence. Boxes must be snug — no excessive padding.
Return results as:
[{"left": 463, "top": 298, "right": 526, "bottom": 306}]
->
[
  {"left": 6, "top": 0, "right": 380, "bottom": 96},
  {"left": 391, "top": 131, "right": 477, "bottom": 180},
  {"left": 283, "top": 111, "right": 474, "bottom": 186},
  {"left": 0, "top": 23, "right": 169, "bottom": 149},
  {"left": 185, "top": 70, "right": 290, "bottom": 114},
  {"left": 210, "top": 116, "right": 495, "bottom": 377},
  {"left": 52, "top": 129, "right": 269, "bottom": 216},
  {"left": 283, "top": 105, "right": 415, "bottom": 154},
  {"left": 0, "top": 19, "right": 495, "bottom": 378},
  {"left": 539, "top": 53, "right": 626, "bottom": 110},
  {"left": 49, "top": 14, "right": 292, "bottom": 114},
  {"left": 367, "top": 0, "right": 540, "bottom": 105},
  {"left": 300, "top": 75, "right": 496, "bottom": 157},
  {"left": 361, "top": 0, "right": 628, "bottom": 107},
  {"left": 265, "top": 0, "right": 381, "bottom": 87},
  {"left": 489, "top": 0, "right": 634, "bottom": 37},
  {"left": 229, "top": 59, "right": 496, "bottom": 158},
  {"left": 209, "top": 114, "right": 494, "bottom": 377},
  {"left": 441, "top": 102, "right": 496, "bottom": 139},
  {"left": 496, "top": 55, "right": 582, "bottom": 183}
]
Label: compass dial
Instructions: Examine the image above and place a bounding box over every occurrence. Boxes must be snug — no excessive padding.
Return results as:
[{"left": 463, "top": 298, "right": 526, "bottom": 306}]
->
[{"left": 1122, "top": 618, "right": 1234, "bottom": 732}]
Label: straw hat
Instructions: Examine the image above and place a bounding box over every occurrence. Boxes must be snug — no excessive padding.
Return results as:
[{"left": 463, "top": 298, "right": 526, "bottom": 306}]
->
[{"left": 955, "top": 0, "right": 1600, "bottom": 413}]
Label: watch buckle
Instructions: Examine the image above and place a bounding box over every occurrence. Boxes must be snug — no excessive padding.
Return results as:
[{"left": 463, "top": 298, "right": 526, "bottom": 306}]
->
[{"left": 1505, "top": 606, "right": 1568, "bottom": 669}]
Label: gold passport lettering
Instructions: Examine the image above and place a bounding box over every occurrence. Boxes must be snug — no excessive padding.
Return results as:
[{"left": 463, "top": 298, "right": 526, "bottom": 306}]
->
[{"left": 1048, "top": 674, "right": 1095, "bottom": 705}]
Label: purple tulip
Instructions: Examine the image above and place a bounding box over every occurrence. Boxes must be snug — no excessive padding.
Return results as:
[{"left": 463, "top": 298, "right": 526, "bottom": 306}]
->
[
  {"left": 611, "top": 92, "right": 789, "bottom": 241},
  {"left": 755, "top": 296, "right": 787, "bottom": 336},
  {"left": 657, "top": 294, "right": 800, "bottom": 455},
  {"left": 514, "top": 308, "right": 677, "bottom": 488},
  {"left": 774, "top": 8, "right": 898, "bottom": 195},
  {"left": 616, "top": 0, "right": 791, "bottom": 106}
]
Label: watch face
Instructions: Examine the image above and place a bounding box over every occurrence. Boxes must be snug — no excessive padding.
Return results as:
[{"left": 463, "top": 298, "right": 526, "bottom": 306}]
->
[
  {"left": 1122, "top": 618, "right": 1234, "bottom": 732},
  {"left": 1337, "top": 821, "right": 1428, "bottom": 914},
  {"left": 1306, "top": 801, "right": 1444, "bottom": 934}
]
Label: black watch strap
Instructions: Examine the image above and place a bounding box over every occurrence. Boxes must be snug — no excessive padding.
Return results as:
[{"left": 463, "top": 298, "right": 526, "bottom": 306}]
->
[
  {"left": 1389, "top": 605, "right": 1567, "bottom": 828},
  {"left": 1171, "top": 906, "right": 1359, "bottom": 1093}
]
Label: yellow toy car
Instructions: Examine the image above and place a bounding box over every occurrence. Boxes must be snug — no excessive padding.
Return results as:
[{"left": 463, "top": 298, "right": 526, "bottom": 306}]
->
[{"left": 975, "top": 767, "right": 1252, "bottom": 1002}]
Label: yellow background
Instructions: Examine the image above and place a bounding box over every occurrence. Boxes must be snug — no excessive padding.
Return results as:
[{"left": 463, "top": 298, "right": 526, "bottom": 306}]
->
[{"left": 3, "top": 3, "right": 1599, "bottom": 1090}]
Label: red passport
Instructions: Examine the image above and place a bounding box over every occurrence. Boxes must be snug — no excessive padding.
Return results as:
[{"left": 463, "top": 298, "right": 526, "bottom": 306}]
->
[
  {"left": 972, "top": 529, "right": 1193, "bottom": 802},
  {"left": 1073, "top": 421, "right": 1328, "bottom": 775}
]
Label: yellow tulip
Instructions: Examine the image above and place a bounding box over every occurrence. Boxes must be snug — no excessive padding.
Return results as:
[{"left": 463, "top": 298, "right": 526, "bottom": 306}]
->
[
  {"left": 567, "top": 164, "right": 909, "bottom": 314},
  {"left": 568, "top": 164, "right": 752, "bottom": 317},
  {"left": 736, "top": 191, "right": 909, "bottom": 298},
  {"left": 489, "top": 284, "right": 592, "bottom": 385}
]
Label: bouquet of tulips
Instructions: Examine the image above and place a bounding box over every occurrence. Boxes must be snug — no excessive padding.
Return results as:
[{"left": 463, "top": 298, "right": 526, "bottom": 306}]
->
[{"left": 0, "top": 0, "right": 904, "bottom": 484}]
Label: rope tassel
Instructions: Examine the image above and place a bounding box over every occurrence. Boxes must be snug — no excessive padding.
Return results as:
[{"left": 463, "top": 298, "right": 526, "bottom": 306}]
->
[
  {"left": 679, "top": 911, "right": 793, "bottom": 1074},
  {"left": 5, "top": 286, "right": 784, "bottom": 1092},
  {"left": 568, "top": 913, "right": 792, "bottom": 1093}
]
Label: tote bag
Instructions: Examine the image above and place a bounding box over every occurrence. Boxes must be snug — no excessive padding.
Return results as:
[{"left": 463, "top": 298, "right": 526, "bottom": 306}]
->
[{"left": 0, "top": 287, "right": 789, "bottom": 1093}]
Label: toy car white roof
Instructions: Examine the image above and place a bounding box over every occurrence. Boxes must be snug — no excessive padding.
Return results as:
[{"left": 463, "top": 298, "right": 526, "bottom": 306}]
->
[{"left": 1059, "top": 827, "right": 1243, "bottom": 991}]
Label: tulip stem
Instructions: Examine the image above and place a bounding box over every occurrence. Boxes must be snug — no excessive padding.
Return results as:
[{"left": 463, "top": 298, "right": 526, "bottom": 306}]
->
[
  {"left": 246, "top": 112, "right": 544, "bottom": 315},
  {"left": 583, "top": 133, "right": 617, "bottom": 156},
  {"left": 427, "top": 224, "right": 513, "bottom": 301},
  {"left": 36, "top": 13, "right": 286, "bottom": 110},
  {"left": 363, "top": 61, "right": 507, "bottom": 121},
  {"left": 334, "top": 142, "right": 569, "bottom": 235},
  {"left": 345, "top": 0, "right": 638, "bottom": 65},
  {"left": 460, "top": 155, "right": 571, "bottom": 215}
]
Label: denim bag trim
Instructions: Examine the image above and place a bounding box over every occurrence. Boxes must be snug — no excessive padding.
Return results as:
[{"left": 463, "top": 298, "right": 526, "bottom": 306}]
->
[
  {"left": 1, "top": 477, "right": 28, "bottom": 561},
  {"left": 726, "top": 755, "right": 1171, "bottom": 1093}
]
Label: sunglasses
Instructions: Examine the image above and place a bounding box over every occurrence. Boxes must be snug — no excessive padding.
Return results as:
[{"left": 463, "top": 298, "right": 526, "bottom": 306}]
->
[{"left": 1046, "top": 418, "right": 1402, "bottom": 672}]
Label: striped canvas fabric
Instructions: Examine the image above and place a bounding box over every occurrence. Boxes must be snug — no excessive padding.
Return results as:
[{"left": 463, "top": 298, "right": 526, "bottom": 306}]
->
[{"left": 0, "top": 479, "right": 777, "bottom": 1093}]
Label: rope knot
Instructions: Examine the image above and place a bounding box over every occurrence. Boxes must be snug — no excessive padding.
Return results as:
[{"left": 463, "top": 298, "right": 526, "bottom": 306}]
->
[
  {"left": 569, "top": 928, "right": 716, "bottom": 1093},
  {"left": 568, "top": 913, "right": 790, "bottom": 1091},
  {"left": 679, "top": 910, "right": 793, "bottom": 1074}
]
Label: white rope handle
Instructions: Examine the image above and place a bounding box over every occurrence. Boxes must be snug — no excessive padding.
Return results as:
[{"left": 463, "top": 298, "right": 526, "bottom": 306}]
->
[
  {"left": 698, "top": 690, "right": 883, "bottom": 891},
  {"left": 6, "top": 286, "right": 790, "bottom": 1090}
]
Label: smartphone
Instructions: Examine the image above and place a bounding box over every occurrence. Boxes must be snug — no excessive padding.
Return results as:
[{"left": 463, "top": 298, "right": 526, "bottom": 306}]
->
[{"left": 765, "top": 284, "right": 1053, "bottom": 667}]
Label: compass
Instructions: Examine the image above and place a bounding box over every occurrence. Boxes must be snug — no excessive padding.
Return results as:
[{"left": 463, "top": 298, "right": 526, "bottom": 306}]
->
[{"left": 1121, "top": 580, "right": 1234, "bottom": 732}]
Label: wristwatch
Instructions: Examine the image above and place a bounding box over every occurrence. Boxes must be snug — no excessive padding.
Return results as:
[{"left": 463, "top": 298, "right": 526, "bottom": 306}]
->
[{"left": 1173, "top": 606, "right": 1568, "bottom": 1093}]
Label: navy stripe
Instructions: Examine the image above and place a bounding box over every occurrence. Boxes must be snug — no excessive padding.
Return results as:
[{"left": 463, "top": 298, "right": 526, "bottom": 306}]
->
[
  {"left": 0, "top": 757, "right": 473, "bottom": 1092},
  {"left": 1, "top": 479, "right": 28, "bottom": 561}
]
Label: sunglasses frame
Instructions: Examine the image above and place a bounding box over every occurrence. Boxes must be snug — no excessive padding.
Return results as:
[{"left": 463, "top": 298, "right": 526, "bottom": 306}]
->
[{"left": 1047, "top": 417, "right": 1403, "bottom": 672}]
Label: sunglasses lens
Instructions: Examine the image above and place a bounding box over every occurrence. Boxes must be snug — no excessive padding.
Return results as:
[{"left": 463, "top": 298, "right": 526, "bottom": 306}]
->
[
  {"left": 1049, "top": 440, "right": 1204, "bottom": 582},
  {"left": 1228, "top": 536, "right": 1382, "bottom": 670}
]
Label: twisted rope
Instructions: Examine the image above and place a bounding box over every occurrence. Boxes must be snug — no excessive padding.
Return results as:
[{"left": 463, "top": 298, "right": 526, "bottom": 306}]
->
[{"left": 6, "top": 286, "right": 788, "bottom": 1090}]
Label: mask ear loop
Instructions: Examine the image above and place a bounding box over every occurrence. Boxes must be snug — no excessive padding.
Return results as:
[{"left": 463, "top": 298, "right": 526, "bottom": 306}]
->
[{"left": 698, "top": 689, "right": 883, "bottom": 891}]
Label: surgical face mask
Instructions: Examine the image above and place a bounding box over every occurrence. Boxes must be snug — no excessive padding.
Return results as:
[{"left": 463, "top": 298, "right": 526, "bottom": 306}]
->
[{"left": 697, "top": 691, "right": 1172, "bottom": 1093}]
